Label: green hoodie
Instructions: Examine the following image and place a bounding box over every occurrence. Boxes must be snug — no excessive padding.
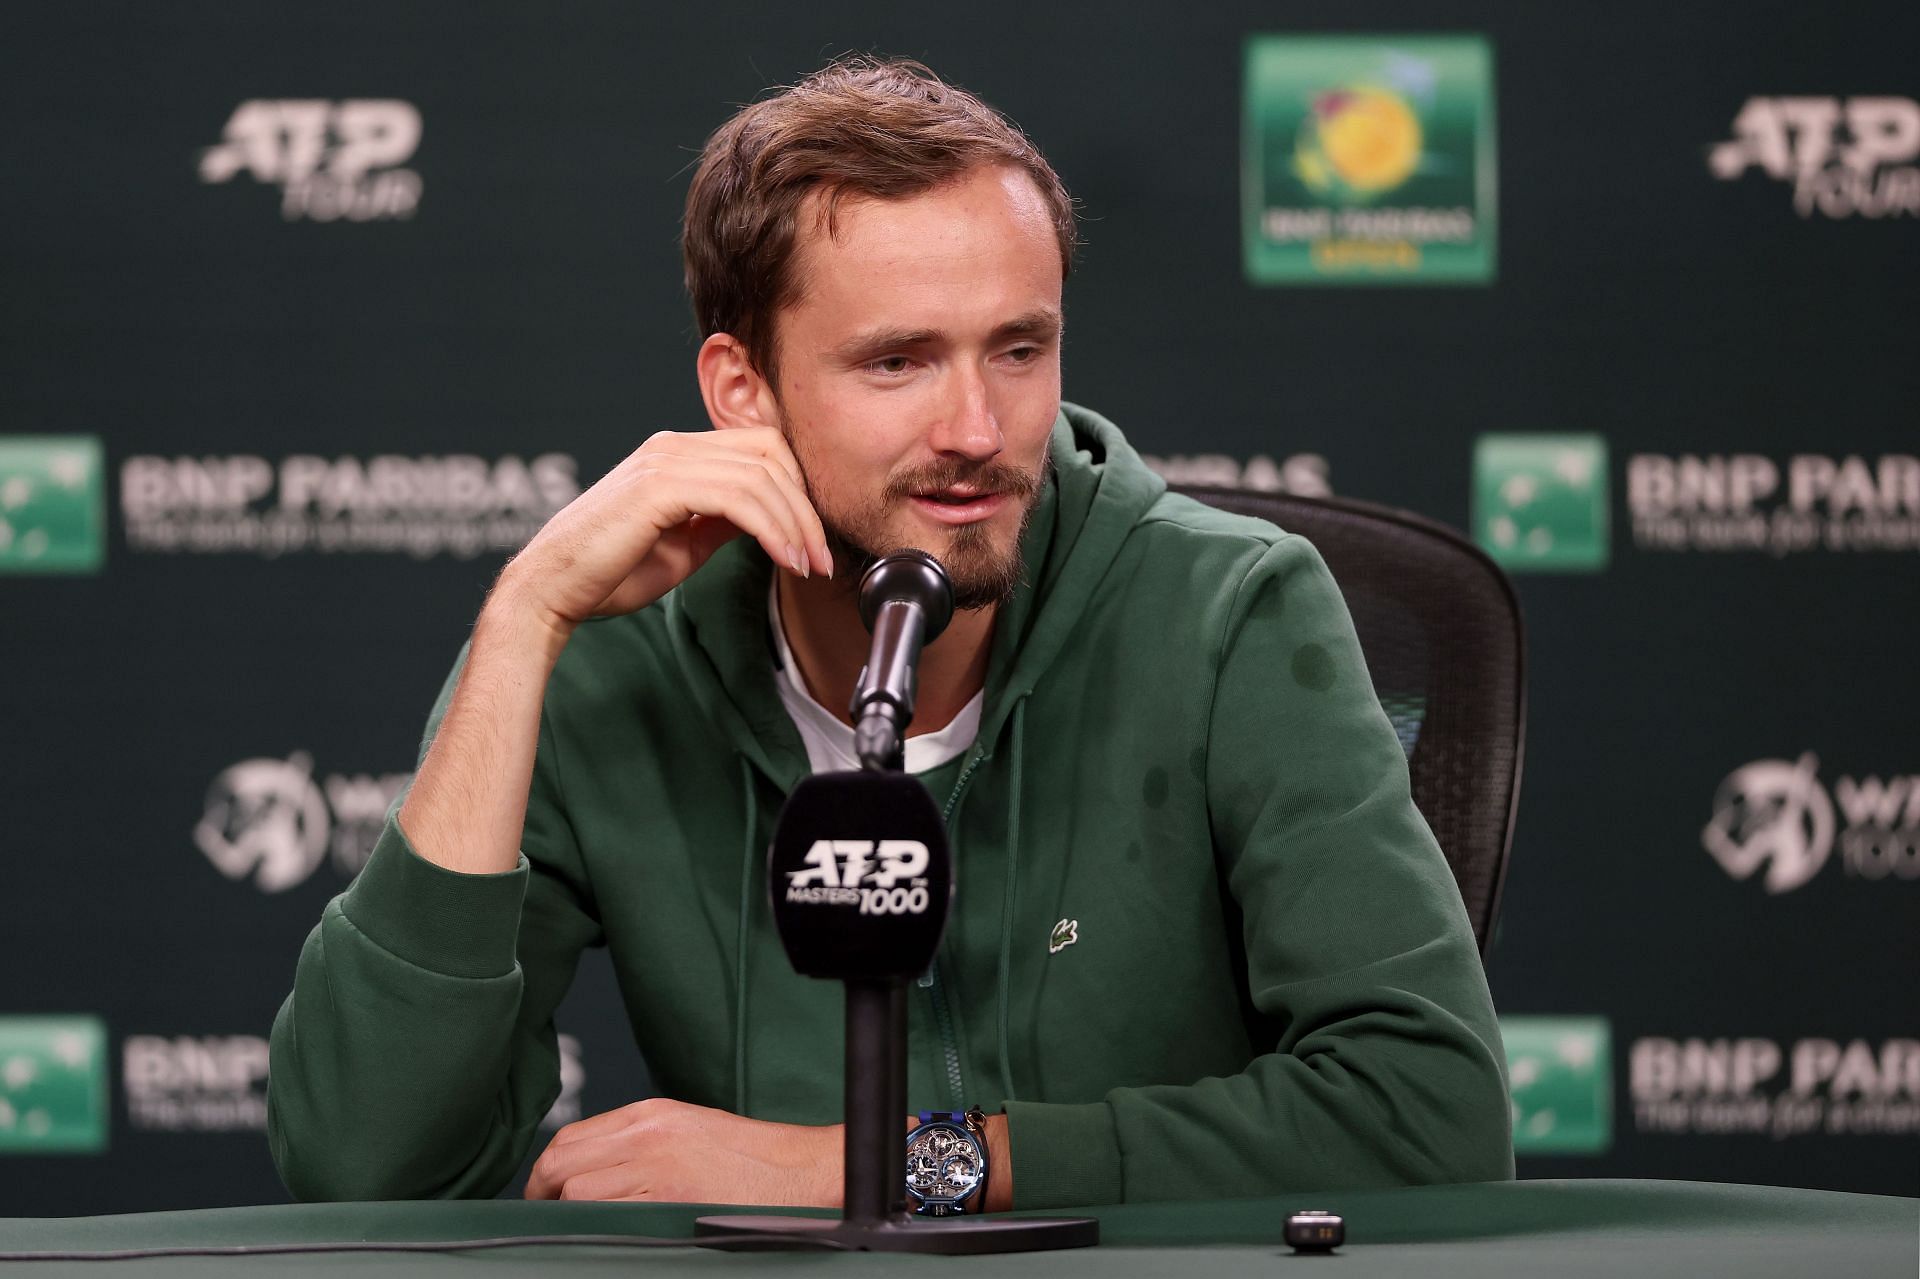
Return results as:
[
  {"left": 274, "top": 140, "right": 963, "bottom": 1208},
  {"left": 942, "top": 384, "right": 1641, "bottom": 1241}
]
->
[{"left": 267, "top": 404, "right": 1513, "bottom": 1207}]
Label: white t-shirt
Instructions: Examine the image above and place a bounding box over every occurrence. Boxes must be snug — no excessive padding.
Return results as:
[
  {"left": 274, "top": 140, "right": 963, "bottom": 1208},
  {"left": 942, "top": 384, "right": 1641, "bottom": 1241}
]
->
[{"left": 768, "top": 581, "right": 981, "bottom": 776}]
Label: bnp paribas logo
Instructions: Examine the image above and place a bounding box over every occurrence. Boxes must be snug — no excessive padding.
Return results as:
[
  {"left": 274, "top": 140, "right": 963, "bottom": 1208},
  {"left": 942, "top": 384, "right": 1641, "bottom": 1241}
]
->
[
  {"left": 1243, "top": 34, "right": 1497, "bottom": 284},
  {"left": 0, "top": 1016, "right": 109, "bottom": 1153},
  {"left": 1502, "top": 1015, "right": 1612, "bottom": 1155},
  {"left": 1473, "top": 434, "right": 1610, "bottom": 572},
  {"left": 0, "top": 436, "right": 105, "bottom": 574}
]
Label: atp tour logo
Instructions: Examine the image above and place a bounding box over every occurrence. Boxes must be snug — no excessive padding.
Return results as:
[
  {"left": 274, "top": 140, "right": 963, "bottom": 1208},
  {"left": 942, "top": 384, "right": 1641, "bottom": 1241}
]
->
[
  {"left": 1709, "top": 97, "right": 1920, "bottom": 219},
  {"left": 194, "top": 753, "right": 410, "bottom": 893},
  {"left": 1702, "top": 754, "right": 1920, "bottom": 893},
  {"left": 198, "top": 99, "right": 423, "bottom": 222},
  {"left": 785, "top": 840, "right": 933, "bottom": 916}
]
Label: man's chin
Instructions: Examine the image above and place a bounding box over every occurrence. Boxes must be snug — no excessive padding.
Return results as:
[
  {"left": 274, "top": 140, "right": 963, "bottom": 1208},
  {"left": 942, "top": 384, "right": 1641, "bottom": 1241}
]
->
[{"left": 831, "top": 522, "right": 1024, "bottom": 612}]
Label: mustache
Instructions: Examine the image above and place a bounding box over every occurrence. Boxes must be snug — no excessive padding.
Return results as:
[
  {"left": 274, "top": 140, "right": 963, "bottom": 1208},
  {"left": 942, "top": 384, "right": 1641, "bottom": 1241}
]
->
[{"left": 883, "top": 458, "right": 1045, "bottom": 502}]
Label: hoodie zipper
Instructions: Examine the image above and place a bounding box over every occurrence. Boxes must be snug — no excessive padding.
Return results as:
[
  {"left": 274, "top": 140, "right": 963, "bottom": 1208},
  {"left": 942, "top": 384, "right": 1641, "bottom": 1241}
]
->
[{"left": 923, "top": 750, "right": 988, "bottom": 1108}]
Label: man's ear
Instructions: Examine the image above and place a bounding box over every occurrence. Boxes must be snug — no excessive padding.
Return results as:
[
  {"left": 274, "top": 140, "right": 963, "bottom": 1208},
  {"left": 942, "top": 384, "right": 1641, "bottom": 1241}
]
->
[{"left": 696, "top": 333, "right": 779, "bottom": 432}]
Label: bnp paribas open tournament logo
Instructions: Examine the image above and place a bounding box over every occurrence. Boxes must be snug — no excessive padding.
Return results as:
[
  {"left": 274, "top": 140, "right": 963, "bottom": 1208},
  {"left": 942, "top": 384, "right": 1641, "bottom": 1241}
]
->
[
  {"left": 0, "top": 1017, "right": 108, "bottom": 1153},
  {"left": 1502, "top": 1016, "right": 1613, "bottom": 1154},
  {"left": 1473, "top": 434, "right": 1610, "bottom": 572},
  {"left": 0, "top": 436, "right": 104, "bottom": 574},
  {"left": 1243, "top": 35, "right": 1497, "bottom": 284}
]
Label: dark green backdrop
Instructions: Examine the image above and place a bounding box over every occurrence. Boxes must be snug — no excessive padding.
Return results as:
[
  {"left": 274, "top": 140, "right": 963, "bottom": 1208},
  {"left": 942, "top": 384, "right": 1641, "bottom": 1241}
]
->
[{"left": 1, "top": 0, "right": 1913, "bottom": 1214}]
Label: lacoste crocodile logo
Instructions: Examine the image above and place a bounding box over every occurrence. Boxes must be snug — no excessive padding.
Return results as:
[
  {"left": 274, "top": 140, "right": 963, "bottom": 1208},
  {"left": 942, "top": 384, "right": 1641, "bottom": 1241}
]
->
[{"left": 1048, "top": 918, "right": 1078, "bottom": 955}]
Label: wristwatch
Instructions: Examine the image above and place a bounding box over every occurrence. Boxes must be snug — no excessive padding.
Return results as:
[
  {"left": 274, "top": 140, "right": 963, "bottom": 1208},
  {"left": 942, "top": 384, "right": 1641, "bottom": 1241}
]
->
[{"left": 904, "top": 1106, "right": 989, "bottom": 1216}]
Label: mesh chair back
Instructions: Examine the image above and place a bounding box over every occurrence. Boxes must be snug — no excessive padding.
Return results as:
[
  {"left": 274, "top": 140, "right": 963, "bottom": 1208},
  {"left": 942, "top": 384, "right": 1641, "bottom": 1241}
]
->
[{"left": 1171, "top": 485, "right": 1525, "bottom": 958}]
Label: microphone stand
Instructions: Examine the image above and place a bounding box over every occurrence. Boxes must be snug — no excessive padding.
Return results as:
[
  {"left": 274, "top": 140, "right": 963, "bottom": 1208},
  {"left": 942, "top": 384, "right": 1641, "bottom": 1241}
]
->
[{"left": 697, "top": 554, "right": 1097, "bottom": 1254}]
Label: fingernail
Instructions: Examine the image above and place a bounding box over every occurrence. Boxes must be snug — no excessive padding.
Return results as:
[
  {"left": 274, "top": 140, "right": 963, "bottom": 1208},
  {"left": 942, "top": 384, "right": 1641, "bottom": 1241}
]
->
[{"left": 787, "top": 544, "right": 804, "bottom": 576}]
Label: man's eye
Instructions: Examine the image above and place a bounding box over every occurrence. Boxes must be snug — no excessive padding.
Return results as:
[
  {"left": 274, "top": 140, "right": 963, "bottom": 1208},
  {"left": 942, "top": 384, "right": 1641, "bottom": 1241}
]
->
[
  {"left": 866, "top": 356, "right": 914, "bottom": 376},
  {"left": 1003, "top": 345, "right": 1040, "bottom": 364}
]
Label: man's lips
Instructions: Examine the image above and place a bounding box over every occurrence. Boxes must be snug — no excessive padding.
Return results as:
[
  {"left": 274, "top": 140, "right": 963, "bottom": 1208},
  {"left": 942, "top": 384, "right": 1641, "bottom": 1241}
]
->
[{"left": 907, "top": 487, "right": 1008, "bottom": 525}]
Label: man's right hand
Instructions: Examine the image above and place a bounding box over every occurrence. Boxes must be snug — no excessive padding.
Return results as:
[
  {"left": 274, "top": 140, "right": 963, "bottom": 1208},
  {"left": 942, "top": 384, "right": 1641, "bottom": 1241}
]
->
[
  {"left": 495, "top": 426, "right": 835, "bottom": 640},
  {"left": 397, "top": 426, "right": 832, "bottom": 877}
]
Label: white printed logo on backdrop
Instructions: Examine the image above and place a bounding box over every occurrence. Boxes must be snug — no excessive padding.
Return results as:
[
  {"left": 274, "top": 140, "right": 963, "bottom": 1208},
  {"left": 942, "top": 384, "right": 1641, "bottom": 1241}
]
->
[
  {"left": 199, "top": 99, "right": 424, "bottom": 222},
  {"left": 122, "top": 453, "right": 579, "bottom": 560},
  {"left": 541, "top": 1036, "right": 586, "bottom": 1131},
  {"left": 1141, "top": 452, "right": 1332, "bottom": 496},
  {"left": 124, "top": 1035, "right": 270, "bottom": 1132},
  {"left": 1628, "top": 453, "right": 1920, "bottom": 554},
  {"left": 194, "top": 753, "right": 411, "bottom": 893},
  {"left": 1702, "top": 754, "right": 1919, "bottom": 893},
  {"left": 124, "top": 1033, "right": 586, "bottom": 1132},
  {"left": 1632, "top": 1036, "right": 1920, "bottom": 1139},
  {"left": 1710, "top": 96, "right": 1920, "bottom": 219}
]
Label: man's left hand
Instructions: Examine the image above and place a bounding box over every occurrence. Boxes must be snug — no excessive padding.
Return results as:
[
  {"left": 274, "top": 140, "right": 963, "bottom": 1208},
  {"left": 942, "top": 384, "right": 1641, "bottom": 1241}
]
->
[{"left": 524, "top": 1098, "right": 840, "bottom": 1204}]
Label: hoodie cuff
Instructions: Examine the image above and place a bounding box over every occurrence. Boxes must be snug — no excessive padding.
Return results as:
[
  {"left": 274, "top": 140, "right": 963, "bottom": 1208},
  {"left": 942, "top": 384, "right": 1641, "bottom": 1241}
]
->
[
  {"left": 339, "top": 812, "right": 528, "bottom": 980},
  {"left": 1003, "top": 1099, "right": 1123, "bottom": 1209}
]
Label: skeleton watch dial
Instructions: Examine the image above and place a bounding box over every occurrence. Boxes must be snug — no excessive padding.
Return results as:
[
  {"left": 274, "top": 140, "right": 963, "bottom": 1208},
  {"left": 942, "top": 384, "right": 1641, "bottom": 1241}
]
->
[{"left": 904, "top": 1117, "right": 986, "bottom": 1212}]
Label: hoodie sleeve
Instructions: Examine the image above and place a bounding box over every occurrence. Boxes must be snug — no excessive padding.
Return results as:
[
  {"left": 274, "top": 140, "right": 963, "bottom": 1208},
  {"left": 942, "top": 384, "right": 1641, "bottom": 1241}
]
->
[
  {"left": 266, "top": 645, "right": 602, "bottom": 1200},
  {"left": 1004, "top": 533, "right": 1513, "bottom": 1205}
]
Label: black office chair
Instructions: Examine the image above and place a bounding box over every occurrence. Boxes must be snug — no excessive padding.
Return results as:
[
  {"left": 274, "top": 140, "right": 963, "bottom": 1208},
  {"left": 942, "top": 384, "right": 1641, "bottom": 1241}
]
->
[{"left": 1171, "top": 485, "right": 1525, "bottom": 960}]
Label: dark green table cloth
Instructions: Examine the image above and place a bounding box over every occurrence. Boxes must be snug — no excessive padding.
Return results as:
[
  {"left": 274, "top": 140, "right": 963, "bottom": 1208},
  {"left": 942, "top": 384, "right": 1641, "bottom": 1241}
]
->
[{"left": 0, "top": 1180, "right": 1913, "bottom": 1276}]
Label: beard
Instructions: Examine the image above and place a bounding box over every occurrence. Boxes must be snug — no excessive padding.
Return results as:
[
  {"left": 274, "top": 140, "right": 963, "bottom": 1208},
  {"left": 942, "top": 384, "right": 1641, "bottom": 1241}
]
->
[{"left": 776, "top": 413, "right": 1051, "bottom": 611}]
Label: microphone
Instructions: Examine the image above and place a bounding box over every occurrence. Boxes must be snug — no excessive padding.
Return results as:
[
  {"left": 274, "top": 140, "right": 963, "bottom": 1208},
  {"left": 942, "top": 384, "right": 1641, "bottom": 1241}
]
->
[
  {"left": 850, "top": 550, "right": 955, "bottom": 772},
  {"left": 704, "top": 543, "right": 1096, "bottom": 1253}
]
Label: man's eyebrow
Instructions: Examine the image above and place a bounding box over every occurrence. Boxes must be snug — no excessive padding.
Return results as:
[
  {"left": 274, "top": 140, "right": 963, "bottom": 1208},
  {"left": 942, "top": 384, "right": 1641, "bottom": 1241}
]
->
[
  {"left": 991, "top": 308, "right": 1065, "bottom": 341},
  {"left": 828, "top": 309, "right": 1064, "bottom": 362},
  {"left": 830, "top": 326, "right": 943, "bottom": 362}
]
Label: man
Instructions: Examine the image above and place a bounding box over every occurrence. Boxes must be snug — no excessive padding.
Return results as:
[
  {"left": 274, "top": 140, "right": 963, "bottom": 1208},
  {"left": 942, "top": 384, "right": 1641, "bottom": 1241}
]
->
[{"left": 267, "top": 57, "right": 1511, "bottom": 1210}]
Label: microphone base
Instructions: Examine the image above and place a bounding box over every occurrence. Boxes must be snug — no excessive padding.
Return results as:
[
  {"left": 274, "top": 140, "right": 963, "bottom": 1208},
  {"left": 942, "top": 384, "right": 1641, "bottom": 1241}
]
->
[{"left": 694, "top": 1212, "right": 1099, "bottom": 1255}]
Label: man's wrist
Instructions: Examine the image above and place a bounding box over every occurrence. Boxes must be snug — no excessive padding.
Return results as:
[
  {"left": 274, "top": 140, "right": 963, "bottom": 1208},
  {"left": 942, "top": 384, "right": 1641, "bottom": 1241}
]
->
[
  {"left": 479, "top": 571, "right": 575, "bottom": 670},
  {"left": 980, "top": 1112, "right": 1012, "bottom": 1212},
  {"left": 813, "top": 1122, "right": 846, "bottom": 1209}
]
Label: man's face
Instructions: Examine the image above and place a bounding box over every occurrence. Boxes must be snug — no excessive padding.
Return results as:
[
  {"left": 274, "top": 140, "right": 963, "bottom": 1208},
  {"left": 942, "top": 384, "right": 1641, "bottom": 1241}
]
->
[{"left": 769, "top": 163, "right": 1063, "bottom": 610}]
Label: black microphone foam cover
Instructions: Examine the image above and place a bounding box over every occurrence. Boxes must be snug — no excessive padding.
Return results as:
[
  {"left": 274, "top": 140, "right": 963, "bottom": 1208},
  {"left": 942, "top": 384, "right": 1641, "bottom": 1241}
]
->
[{"left": 857, "top": 550, "right": 954, "bottom": 641}]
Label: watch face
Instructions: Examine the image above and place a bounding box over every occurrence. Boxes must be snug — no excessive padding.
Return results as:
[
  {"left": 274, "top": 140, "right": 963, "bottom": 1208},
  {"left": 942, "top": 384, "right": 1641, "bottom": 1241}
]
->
[{"left": 904, "top": 1123, "right": 983, "bottom": 1206}]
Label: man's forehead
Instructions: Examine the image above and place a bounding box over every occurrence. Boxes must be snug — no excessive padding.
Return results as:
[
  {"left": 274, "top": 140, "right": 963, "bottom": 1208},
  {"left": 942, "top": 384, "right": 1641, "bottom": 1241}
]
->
[{"left": 783, "top": 165, "right": 1063, "bottom": 335}]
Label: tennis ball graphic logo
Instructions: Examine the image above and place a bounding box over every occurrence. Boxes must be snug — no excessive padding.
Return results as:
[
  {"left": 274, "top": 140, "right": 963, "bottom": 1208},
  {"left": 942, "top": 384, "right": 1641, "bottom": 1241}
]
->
[{"left": 1294, "top": 87, "right": 1423, "bottom": 199}]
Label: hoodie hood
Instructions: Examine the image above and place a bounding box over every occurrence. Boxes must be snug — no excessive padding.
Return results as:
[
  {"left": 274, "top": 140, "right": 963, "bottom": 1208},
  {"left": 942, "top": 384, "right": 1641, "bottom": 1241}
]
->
[{"left": 663, "top": 402, "right": 1168, "bottom": 785}]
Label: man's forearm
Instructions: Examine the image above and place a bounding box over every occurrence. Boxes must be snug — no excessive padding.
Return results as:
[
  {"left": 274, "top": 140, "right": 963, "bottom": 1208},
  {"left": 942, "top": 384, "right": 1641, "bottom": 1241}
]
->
[{"left": 398, "top": 583, "right": 573, "bottom": 875}]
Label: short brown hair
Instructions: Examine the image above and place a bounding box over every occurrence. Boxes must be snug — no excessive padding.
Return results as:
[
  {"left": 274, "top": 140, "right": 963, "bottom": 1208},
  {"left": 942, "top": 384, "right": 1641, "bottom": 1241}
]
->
[{"left": 682, "top": 57, "right": 1077, "bottom": 384}]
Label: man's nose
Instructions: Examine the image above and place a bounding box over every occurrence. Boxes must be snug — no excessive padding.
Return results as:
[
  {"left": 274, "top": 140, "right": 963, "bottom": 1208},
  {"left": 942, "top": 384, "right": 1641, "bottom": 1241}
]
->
[{"left": 928, "top": 365, "right": 1003, "bottom": 461}]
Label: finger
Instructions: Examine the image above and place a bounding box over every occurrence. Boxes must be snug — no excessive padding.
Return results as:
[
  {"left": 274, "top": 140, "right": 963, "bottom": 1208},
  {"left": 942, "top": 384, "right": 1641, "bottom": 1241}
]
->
[
  {"left": 527, "top": 1130, "right": 638, "bottom": 1200},
  {"left": 558, "top": 1162, "right": 654, "bottom": 1203},
  {"left": 645, "top": 431, "right": 830, "bottom": 576},
  {"left": 546, "top": 1100, "right": 647, "bottom": 1150},
  {"left": 631, "top": 456, "right": 812, "bottom": 578},
  {"left": 742, "top": 433, "right": 835, "bottom": 577},
  {"left": 747, "top": 453, "right": 831, "bottom": 579},
  {"left": 657, "top": 426, "right": 806, "bottom": 493}
]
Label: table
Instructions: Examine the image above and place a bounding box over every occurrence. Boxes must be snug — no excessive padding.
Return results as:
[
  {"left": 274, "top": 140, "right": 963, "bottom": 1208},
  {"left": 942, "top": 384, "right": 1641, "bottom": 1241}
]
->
[{"left": 0, "top": 1179, "right": 1913, "bottom": 1277}]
